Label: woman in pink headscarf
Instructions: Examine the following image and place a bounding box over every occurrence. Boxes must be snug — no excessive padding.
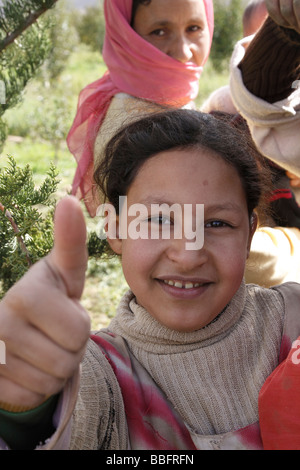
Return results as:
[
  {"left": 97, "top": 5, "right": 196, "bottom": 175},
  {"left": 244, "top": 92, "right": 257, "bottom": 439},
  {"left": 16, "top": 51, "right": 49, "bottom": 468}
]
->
[{"left": 67, "top": 0, "right": 214, "bottom": 216}]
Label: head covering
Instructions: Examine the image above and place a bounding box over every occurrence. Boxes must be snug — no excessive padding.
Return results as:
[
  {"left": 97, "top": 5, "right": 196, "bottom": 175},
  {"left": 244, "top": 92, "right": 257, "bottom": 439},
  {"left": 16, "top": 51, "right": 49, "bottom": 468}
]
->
[{"left": 67, "top": 0, "right": 214, "bottom": 216}]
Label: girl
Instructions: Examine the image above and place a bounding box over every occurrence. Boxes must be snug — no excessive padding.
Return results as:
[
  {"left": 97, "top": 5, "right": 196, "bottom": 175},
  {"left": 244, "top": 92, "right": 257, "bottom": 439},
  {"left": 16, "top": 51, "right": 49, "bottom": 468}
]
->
[
  {"left": 67, "top": 0, "right": 214, "bottom": 216},
  {"left": 1, "top": 109, "right": 300, "bottom": 450}
]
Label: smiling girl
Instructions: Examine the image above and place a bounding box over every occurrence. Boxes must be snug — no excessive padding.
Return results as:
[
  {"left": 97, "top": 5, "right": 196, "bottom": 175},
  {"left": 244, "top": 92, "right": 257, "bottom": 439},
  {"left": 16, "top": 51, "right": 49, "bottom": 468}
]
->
[{"left": 1, "top": 109, "right": 300, "bottom": 450}]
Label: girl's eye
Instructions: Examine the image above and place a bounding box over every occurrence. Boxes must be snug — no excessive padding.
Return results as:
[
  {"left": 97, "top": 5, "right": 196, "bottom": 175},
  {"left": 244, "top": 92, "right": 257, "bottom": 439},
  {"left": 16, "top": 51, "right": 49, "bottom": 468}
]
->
[
  {"left": 205, "top": 220, "right": 230, "bottom": 229},
  {"left": 148, "top": 215, "right": 171, "bottom": 225}
]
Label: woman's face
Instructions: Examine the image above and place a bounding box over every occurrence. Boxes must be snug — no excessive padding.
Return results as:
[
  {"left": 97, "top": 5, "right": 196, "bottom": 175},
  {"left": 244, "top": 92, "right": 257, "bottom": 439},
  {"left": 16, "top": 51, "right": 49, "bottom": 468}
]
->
[
  {"left": 132, "top": 0, "right": 211, "bottom": 66},
  {"left": 108, "top": 148, "right": 256, "bottom": 332}
]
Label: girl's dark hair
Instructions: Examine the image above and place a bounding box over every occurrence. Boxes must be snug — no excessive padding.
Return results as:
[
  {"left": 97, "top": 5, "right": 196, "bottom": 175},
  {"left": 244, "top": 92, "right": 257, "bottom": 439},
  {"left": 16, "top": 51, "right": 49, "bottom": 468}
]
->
[
  {"left": 94, "top": 109, "right": 272, "bottom": 222},
  {"left": 131, "top": 0, "right": 151, "bottom": 25}
]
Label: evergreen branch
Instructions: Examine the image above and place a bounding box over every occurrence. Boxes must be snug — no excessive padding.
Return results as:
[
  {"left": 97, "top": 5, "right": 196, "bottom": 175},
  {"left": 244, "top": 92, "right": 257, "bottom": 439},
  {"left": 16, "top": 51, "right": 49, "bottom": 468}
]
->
[
  {"left": 0, "top": 201, "right": 32, "bottom": 267},
  {"left": 0, "top": 0, "right": 59, "bottom": 51}
]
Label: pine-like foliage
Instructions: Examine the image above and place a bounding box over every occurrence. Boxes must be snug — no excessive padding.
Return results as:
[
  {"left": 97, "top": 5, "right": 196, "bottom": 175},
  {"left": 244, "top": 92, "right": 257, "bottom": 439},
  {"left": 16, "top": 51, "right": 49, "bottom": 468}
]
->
[
  {"left": 0, "top": 156, "right": 109, "bottom": 297},
  {"left": 0, "top": 0, "right": 58, "bottom": 148},
  {"left": 0, "top": 157, "right": 59, "bottom": 297},
  {"left": 0, "top": 1, "right": 108, "bottom": 297}
]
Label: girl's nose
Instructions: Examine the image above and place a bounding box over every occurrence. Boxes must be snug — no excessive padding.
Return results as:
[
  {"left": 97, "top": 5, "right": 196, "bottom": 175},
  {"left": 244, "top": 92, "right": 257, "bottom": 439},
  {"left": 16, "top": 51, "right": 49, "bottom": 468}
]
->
[
  {"left": 166, "top": 236, "right": 208, "bottom": 271},
  {"left": 168, "top": 35, "right": 194, "bottom": 63}
]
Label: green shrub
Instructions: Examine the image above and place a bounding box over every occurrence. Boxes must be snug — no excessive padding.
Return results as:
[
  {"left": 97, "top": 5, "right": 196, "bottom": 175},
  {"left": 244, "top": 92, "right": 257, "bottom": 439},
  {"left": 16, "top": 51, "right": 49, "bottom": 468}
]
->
[{"left": 0, "top": 156, "right": 59, "bottom": 296}]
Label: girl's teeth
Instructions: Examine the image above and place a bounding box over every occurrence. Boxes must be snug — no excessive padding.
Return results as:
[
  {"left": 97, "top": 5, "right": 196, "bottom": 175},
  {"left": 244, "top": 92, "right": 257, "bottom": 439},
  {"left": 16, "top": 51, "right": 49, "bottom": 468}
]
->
[
  {"left": 163, "top": 280, "right": 200, "bottom": 289},
  {"left": 185, "top": 283, "right": 194, "bottom": 289}
]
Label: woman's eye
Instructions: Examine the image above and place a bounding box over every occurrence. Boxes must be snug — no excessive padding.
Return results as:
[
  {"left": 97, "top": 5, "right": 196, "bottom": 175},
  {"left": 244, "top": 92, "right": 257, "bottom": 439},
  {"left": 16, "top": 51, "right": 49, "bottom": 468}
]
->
[
  {"left": 150, "top": 29, "right": 165, "bottom": 37},
  {"left": 188, "top": 25, "right": 201, "bottom": 33}
]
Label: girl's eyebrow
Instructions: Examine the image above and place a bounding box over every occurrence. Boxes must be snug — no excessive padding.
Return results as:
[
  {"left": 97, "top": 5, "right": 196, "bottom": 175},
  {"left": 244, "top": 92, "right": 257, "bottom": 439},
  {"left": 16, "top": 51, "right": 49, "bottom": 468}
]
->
[
  {"left": 138, "top": 196, "right": 175, "bottom": 206},
  {"left": 136, "top": 200, "right": 244, "bottom": 216},
  {"left": 205, "top": 203, "right": 244, "bottom": 214}
]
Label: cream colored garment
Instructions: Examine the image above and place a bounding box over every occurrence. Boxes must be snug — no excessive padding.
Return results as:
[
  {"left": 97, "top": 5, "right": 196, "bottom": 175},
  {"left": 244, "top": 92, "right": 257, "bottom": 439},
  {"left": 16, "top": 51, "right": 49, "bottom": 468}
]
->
[
  {"left": 230, "top": 36, "right": 300, "bottom": 177},
  {"left": 246, "top": 226, "right": 300, "bottom": 287},
  {"left": 201, "top": 84, "right": 237, "bottom": 114}
]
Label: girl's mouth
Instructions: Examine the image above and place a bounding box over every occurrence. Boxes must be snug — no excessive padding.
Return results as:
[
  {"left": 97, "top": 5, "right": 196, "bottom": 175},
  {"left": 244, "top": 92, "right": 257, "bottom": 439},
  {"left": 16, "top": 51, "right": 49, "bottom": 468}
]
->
[
  {"left": 162, "top": 279, "right": 202, "bottom": 289},
  {"left": 157, "top": 278, "right": 212, "bottom": 299}
]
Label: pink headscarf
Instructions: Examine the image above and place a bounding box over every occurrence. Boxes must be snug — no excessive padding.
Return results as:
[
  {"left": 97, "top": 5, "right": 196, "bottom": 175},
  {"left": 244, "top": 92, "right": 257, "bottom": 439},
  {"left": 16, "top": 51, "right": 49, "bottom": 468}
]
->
[{"left": 67, "top": 0, "right": 214, "bottom": 216}]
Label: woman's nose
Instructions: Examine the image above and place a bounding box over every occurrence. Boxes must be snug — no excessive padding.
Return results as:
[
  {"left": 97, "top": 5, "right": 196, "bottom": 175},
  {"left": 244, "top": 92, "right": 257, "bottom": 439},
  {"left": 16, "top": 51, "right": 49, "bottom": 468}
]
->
[{"left": 168, "top": 35, "right": 194, "bottom": 63}]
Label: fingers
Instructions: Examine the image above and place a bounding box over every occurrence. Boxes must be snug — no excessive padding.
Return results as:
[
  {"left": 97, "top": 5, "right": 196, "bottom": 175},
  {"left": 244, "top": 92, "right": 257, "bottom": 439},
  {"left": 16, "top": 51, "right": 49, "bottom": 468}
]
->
[
  {"left": 3, "top": 258, "right": 91, "bottom": 352},
  {"left": 0, "top": 286, "right": 89, "bottom": 408},
  {"left": 266, "top": 0, "right": 300, "bottom": 31},
  {"left": 0, "top": 357, "right": 66, "bottom": 401},
  {"left": 1, "top": 311, "right": 87, "bottom": 376},
  {"left": 0, "top": 376, "right": 47, "bottom": 409}
]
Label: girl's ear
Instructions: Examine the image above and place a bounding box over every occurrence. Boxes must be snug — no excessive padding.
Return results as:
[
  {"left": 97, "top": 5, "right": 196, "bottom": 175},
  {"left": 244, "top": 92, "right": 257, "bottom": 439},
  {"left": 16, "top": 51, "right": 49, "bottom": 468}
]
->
[
  {"left": 106, "top": 214, "right": 123, "bottom": 255},
  {"left": 246, "top": 212, "right": 258, "bottom": 258}
]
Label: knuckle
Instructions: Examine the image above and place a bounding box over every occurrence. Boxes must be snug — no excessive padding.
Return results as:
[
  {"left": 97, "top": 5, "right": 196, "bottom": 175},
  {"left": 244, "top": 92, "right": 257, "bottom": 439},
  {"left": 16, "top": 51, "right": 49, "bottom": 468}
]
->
[{"left": 3, "top": 281, "right": 34, "bottom": 316}]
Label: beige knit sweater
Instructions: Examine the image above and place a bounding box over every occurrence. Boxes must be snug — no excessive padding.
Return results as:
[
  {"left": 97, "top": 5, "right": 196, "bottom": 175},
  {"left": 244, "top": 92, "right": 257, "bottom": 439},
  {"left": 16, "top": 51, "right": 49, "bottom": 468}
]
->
[
  {"left": 108, "top": 281, "right": 284, "bottom": 436},
  {"left": 42, "top": 280, "right": 300, "bottom": 450}
]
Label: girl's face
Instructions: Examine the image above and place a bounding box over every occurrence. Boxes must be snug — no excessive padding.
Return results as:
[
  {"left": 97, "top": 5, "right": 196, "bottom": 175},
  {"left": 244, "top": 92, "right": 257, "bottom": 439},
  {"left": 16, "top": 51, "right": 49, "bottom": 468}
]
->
[
  {"left": 108, "top": 148, "right": 257, "bottom": 332},
  {"left": 132, "top": 0, "right": 211, "bottom": 66}
]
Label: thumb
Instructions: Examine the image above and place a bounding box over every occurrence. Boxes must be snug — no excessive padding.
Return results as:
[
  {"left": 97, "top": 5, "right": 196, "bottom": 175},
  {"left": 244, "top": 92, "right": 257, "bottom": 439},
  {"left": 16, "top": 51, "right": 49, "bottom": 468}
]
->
[{"left": 49, "top": 195, "right": 88, "bottom": 299}]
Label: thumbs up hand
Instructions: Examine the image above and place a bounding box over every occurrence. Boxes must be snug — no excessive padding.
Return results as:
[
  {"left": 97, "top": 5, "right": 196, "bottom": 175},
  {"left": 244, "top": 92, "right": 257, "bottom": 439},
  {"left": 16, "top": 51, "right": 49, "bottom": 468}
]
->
[
  {"left": 0, "top": 196, "right": 91, "bottom": 410},
  {"left": 266, "top": 0, "right": 300, "bottom": 33}
]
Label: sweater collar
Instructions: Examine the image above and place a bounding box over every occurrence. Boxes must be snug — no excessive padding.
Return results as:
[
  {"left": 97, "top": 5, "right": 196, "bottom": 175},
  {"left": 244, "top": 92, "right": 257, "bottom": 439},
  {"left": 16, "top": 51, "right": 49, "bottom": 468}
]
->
[{"left": 109, "top": 280, "right": 246, "bottom": 354}]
